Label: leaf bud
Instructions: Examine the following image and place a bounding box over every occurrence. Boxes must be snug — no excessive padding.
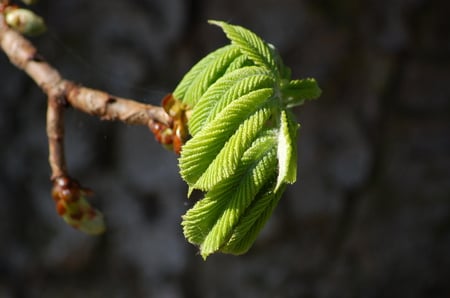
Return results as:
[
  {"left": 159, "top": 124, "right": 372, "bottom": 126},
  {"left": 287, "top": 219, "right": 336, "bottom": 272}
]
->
[{"left": 5, "top": 8, "right": 46, "bottom": 36}]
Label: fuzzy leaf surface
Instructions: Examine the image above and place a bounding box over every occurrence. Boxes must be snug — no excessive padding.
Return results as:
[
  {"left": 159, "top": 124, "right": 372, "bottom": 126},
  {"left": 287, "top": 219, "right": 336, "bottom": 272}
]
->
[
  {"left": 209, "top": 20, "right": 280, "bottom": 75},
  {"left": 282, "top": 78, "right": 322, "bottom": 108},
  {"left": 188, "top": 66, "right": 275, "bottom": 136},
  {"left": 276, "top": 109, "right": 299, "bottom": 190},
  {"left": 173, "top": 20, "right": 321, "bottom": 258},
  {"left": 179, "top": 88, "right": 274, "bottom": 188},
  {"left": 182, "top": 130, "right": 278, "bottom": 258},
  {"left": 173, "top": 45, "right": 242, "bottom": 107}
]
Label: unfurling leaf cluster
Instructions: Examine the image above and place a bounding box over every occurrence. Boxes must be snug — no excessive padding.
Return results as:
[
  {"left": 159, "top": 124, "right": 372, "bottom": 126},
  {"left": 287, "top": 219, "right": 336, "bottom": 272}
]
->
[{"left": 173, "top": 20, "right": 321, "bottom": 259}]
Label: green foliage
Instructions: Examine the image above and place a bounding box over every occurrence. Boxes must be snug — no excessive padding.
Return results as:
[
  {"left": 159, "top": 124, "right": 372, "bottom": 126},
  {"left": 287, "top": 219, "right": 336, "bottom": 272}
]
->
[{"left": 174, "top": 20, "right": 321, "bottom": 259}]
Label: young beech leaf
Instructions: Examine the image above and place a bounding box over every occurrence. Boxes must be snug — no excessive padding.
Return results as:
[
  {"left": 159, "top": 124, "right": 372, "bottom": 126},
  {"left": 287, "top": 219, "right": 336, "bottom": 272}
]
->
[
  {"left": 221, "top": 179, "right": 285, "bottom": 255},
  {"left": 199, "top": 139, "right": 278, "bottom": 258},
  {"left": 179, "top": 88, "right": 274, "bottom": 188},
  {"left": 182, "top": 130, "right": 278, "bottom": 259},
  {"left": 193, "top": 105, "right": 273, "bottom": 190},
  {"left": 173, "top": 45, "right": 242, "bottom": 107},
  {"left": 282, "top": 78, "right": 322, "bottom": 108},
  {"left": 208, "top": 20, "right": 280, "bottom": 76},
  {"left": 174, "top": 20, "right": 321, "bottom": 258},
  {"left": 275, "top": 109, "right": 299, "bottom": 191},
  {"left": 188, "top": 66, "right": 275, "bottom": 136}
]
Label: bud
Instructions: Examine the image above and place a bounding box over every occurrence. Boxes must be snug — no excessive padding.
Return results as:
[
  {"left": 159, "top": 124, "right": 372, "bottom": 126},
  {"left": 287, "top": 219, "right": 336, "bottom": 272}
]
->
[
  {"left": 148, "top": 93, "right": 189, "bottom": 154},
  {"left": 52, "top": 176, "right": 106, "bottom": 235},
  {"left": 5, "top": 8, "right": 46, "bottom": 36},
  {"left": 62, "top": 195, "right": 106, "bottom": 235}
]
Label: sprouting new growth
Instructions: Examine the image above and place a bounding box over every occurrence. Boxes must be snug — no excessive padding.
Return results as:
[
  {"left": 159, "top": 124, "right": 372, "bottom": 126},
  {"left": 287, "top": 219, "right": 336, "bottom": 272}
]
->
[{"left": 173, "top": 20, "right": 321, "bottom": 259}]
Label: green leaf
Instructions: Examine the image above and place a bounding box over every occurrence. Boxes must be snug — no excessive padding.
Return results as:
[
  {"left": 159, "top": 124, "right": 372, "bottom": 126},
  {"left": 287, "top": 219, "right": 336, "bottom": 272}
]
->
[
  {"left": 275, "top": 110, "right": 299, "bottom": 190},
  {"left": 282, "top": 78, "right": 322, "bottom": 108},
  {"left": 220, "top": 180, "right": 285, "bottom": 255},
  {"left": 182, "top": 130, "right": 278, "bottom": 259},
  {"left": 209, "top": 20, "right": 279, "bottom": 76},
  {"left": 174, "top": 20, "right": 321, "bottom": 258},
  {"left": 188, "top": 66, "right": 275, "bottom": 136},
  {"left": 179, "top": 88, "right": 274, "bottom": 188},
  {"left": 173, "top": 45, "right": 242, "bottom": 107},
  {"left": 193, "top": 105, "right": 273, "bottom": 190},
  {"left": 224, "top": 54, "right": 253, "bottom": 73}
]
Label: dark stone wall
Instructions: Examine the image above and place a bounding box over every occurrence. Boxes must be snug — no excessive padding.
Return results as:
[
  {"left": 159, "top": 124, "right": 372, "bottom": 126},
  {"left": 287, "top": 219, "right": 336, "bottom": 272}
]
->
[{"left": 0, "top": 0, "right": 449, "bottom": 297}]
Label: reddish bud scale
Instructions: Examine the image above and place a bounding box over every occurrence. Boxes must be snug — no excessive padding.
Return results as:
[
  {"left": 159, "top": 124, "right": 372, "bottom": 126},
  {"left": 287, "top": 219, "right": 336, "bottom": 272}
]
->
[
  {"left": 148, "top": 94, "right": 190, "bottom": 154},
  {"left": 51, "top": 176, "right": 105, "bottom": 235},
  {"left": 56, "top": 201, "right": 66, "bottom": 215}
]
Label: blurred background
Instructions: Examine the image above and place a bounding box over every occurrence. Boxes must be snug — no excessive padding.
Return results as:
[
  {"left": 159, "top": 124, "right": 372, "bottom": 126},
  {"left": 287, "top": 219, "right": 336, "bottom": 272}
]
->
[{"left": 0, "top": 0, "right": 449, "bottom": 297}]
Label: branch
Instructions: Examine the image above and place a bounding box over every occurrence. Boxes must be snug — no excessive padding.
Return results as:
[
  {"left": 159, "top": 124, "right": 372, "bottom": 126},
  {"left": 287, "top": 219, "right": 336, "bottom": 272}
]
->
[
  {"left": 46, "top": 93, "right": 67, "bottom": 179},
  {"left": 0, "top": 9, "right": 174, "bottom": 179},
  {"left": 0, "top": 13, "right": 171, "bottom": 127},
  {"left": 0, "top": 10, "right": 173, "bottom": 234}
]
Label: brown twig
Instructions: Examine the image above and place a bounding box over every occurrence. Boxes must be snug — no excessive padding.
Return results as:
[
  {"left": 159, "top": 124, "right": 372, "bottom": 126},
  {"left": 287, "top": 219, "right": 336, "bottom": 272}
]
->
[
  {"left": 46, "top": 93, "right": 67, "bottom": 179},
  {"left": 0, "top": 6, "right": 184, "bottom": 234},
  {"left": 0, "top": 17, "right": 170, "bottom": 125},
  {"left": 0, "top": 13, "right": 172, "bottom": 177}
]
